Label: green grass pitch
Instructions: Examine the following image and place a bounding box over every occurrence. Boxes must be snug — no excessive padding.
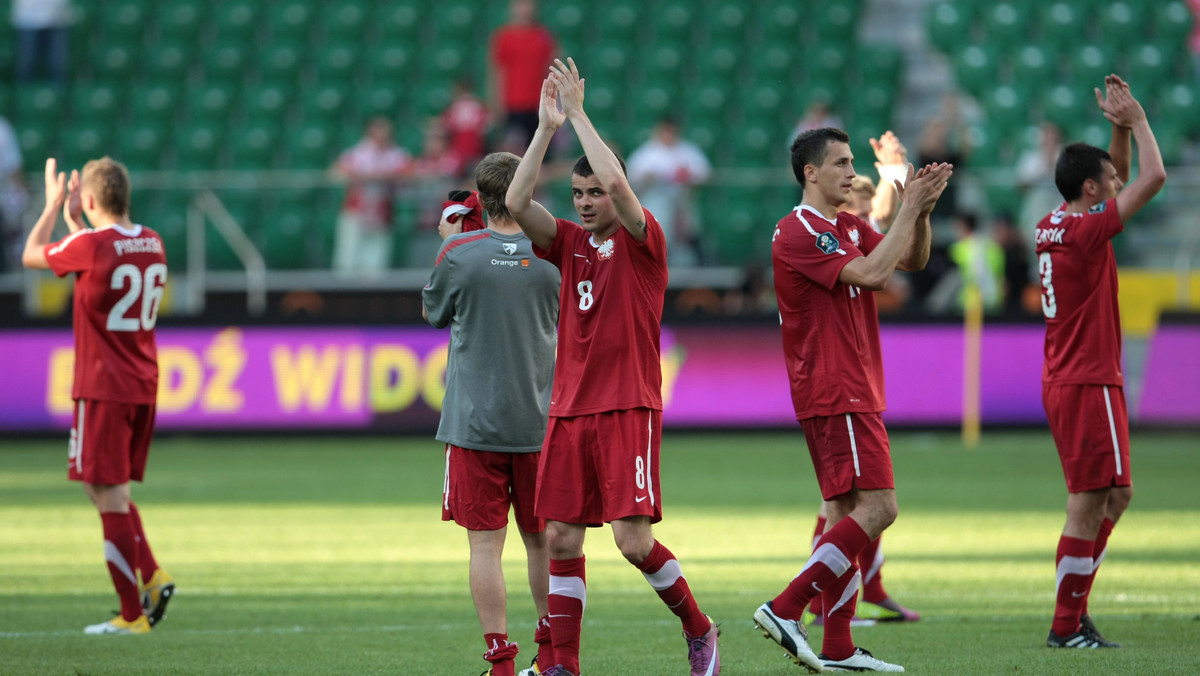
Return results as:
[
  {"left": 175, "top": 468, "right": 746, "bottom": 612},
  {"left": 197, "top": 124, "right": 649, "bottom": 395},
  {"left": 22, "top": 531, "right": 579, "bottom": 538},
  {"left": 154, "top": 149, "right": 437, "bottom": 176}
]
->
[{"left": 1, "top": 431, "right": 1197, "bottom": 675}]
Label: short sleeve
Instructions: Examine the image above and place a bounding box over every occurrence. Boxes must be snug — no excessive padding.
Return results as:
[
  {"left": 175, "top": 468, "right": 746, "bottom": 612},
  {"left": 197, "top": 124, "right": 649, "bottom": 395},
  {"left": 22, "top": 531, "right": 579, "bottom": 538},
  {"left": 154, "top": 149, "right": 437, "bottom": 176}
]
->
[
  {"left": 1080, "top": 198, "right": 1124, "bottom": 249},
  {"left": 45, "top": 230, "right": 96, "bottom": 278},
  {"left": 534, "top": 218, "right": 576, "bottom": 266},
  {"left": 421, "top": 245, "right": 456, "bottom": 329},
  {"left": 783, "top": 216, "right": 864, "bottom": 291}
]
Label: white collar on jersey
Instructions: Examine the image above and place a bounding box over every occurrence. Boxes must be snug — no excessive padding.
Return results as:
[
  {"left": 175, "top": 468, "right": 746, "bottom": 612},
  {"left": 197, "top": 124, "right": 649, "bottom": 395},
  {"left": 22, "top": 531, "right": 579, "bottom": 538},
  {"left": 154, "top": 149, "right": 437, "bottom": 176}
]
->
[
  {"left": 794, "top": 204, "right": 836, "bottom": 224},
  {"left": 109, "top": 223, "right": 143, "bottom": 237}
]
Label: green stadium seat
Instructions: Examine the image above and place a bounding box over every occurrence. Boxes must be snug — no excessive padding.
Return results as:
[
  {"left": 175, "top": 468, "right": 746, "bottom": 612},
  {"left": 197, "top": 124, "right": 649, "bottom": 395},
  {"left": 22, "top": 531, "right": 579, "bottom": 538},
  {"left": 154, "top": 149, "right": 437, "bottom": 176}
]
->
[
  {"left": 1159, "top": 83, "right": 1200, "bottom": 134},
  {"left": 1010, "top": 44, "right": 1055, "bottom": 88},
  {"left": 142, "top": 43, "right": 192, "bottom": 81},
  {"left": 582, "top": 81, "right": 619, "bottom": 123},
  {"left": 270, "top": 0, "right": 315, "bottom": 41},
  {"left": 1152, "top": 0, "right": 1194, "bottom": 51},
  {"left": 14, "top": 84, "right": 64, "bottom": 124},
  {"left": 761, "top": 0, "right": 803, "bottom": 43},
  {"left": 963, "top": 121, "right": 1006, "bottom": 168},
  {"left": 185, "top": 84, "right": 237, "bottom": 125},
  {"left": 287, "top": 122, "right": 335, "bottom": 169},
  {"left": 105, "top": 0, "right": 148, "bottom": 42},
  {"left": 433, "top": 0, "right": 481, "bottom": 33},
  {"left": 741, "top": 83, "right": 787, "bottom": 128},
  {"left": 752, "top": 45, "right": 796, "bottom": 89},
  {"left": 17, "top": 123, "right": 58, "bottom": 170},
  {"left": 952, "top": 44, "right": 998, "bottom": 98},
  {"left": 926, "top": 2, "right": 966, "bottom": 54},
  {"left": 61, "top": 121, "right": 112, "bottom": 168},
  {"left": 313, "top": 42, "right": 361, "bottom": 82},
  {"left": 1098, "top": 1, "right": 1145, "bottom": 39},
  {"left": 816, "top": 3, "right": 857, "bottom": 43},
  {"left": 257, "top": 43, "right": 304, "bottom": 82},
  {"left": 983, "top": 83, "right": 1030, "bottom": 135},
  {"left": 689, "top": 83, "right": 729, "bottom": 129},
  {"left": 706, "top": 1, "right": 749, "bottom": 43},
  {"left": 368, "top": 44, "right": 414, "bottom": 84},
  {"left": 302, "top": 83, "right": 350, "bottom": 126},
  {"left": 684, "top": 118, "right": 724, "bottom": 161},
  {"left": 546, "top": 0, "right": 587, "bottom": 46},
  {"left": 357, "top": 83, "right": 400, "bottom": 119},
  {"left": 157, "top": 0, "right": 207, "bottom": 45},
  {"left": 854, "top": 82, "right": 896, "bottom": 133},
  {"left": 729, "top": 121, "right": 777, "bottom": 168},
  {"left": 173, "top": 122, "right": 224, "bottom": 170},
  {"left": 89, "top": 43, "right": 138, "bottom": 80},
  {"left": 655, "top": 0, "right": 696, "bottom": 42},
  {"left": 641, "top": 44, "right": 686, "bottom": 84},
  {"left": 588, "top": 43, "right": 630, "bottom": 86},
  {"left": 263, "top": 206, "right": 313, "bottom": 270},
  {"left": 1125, "top": 44, "right": 1172, "bottom": 95},
  {"left": 1041, "top": 84, "right": 1088, "bottom": 130},
  {"left": 856, "top": 46, "right": 904, "bottom": 87},
  {"left": 1037, "top": 2, "right": 1088, "bottom": 52},
  {"left": 213, "top": 0, "right": 260, "bottom": 41},
  {"left": 244, "top": 81, "right": 294, "bottom": 121},
  {"left": 117, "top": 120, "right": 168, "bottom": 172},
  {"left": 630, "top": 84, "right": 676, "bottom": 128},
  {"left": 377, "top": 4, "right": 424, "bottom": 42},
  {"left": 130, "top": 81, "right": 181, "bottom": 124},
  {"left": 70, "top": 82, "right": 124, "bottom": 121},
  {"left": 694, "top": 41, "right": 742, "bottom": 86},
  {"left": 420, "top": 45, "right": 466, "bottom": 86},
  {"left": 202, "top": 42, "right": 251, "bottom": 86},
  {"left": 1068, "top": 44, "right": 1114, "bottom": 87},
  {"left": 321, "top": 2, "right": 372, "bottom": 41},
  {"left": 230, "top": 122, "right": 280, "bottom": 169},
  {"left": 982, "top": 1, "right": 1029, "bottom": 45},
  {"left": 137, "top": 194, "right": 189, "bottom": 270}
]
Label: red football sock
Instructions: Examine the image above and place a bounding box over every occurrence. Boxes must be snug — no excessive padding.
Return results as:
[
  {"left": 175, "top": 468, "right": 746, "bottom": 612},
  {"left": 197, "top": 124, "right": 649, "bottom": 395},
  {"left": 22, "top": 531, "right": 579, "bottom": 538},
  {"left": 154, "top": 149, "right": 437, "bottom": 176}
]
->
[
  {"left": 1052, "top": 536, "right": 1094, "bottom": 636},
  {"left": 1081, "top": 518, "right": 1114, "bottom": 617},
  {"left": 821, "top": 566, "right": 862, "bottom": 660},
  {"left": 127, "top": 502, "right": 159, "bottom": 582},
  {"left": 548, "top": 557, "right": 586, "bottom": 674},
  {"left": 637, "top": 540, "right": 710, "bottom": 637},
  {"left": 859, "top": 535, "right": 887, "bottom": 604},
  {"left": 806, "top": 515, "right": 827, "bottom": 617},
  {"left": 482, "top": 633, "right": 518, "bottom": 676},
  {"left": 533, "top": 615, "right": 553, "bottom": 672},
  {"left": 100, "top": 512, "right": 143, "bottom": 622},
  {"left": 773, "top": 517, "right": 871, "bottom": 619}
]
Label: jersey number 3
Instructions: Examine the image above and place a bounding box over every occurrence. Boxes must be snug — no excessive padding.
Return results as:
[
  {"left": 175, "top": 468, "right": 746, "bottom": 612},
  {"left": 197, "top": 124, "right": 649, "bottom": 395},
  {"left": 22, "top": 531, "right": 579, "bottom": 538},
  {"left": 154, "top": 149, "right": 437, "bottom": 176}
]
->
[
  {"left": 1038, "top": 252, "right": 1057, "bottom": 319},
  {"left": 108, "top": 263, "right": 167, "bottom": 332}
]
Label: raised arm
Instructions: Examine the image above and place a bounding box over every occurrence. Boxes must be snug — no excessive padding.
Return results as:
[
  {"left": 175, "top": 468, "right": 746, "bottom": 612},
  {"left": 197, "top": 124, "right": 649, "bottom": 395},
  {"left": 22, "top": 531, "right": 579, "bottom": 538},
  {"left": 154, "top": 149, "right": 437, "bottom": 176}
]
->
[
  {"left": 869, "top": 131, "right": 907, "bottom": 230},
  {"left": 505, "top": 77, "right": 563, "bottom": 251},
  {"left": 550, "top": 58, "right": 648, "bottom": 242},
  {"left": 21, "top": 158, "right": 67, "bottom": 270},
  {"left": 839, "top": 162, "right": 952, "bottom": 289},
  {"left": 63, "top": 169, "right": 86, "bottom": 233},
  {"left": 1096, "top": 75, "right": 1166, "bottom": 222},
  {"left": 1099, "top": 76, "right": 1132, "bottom": 183}
]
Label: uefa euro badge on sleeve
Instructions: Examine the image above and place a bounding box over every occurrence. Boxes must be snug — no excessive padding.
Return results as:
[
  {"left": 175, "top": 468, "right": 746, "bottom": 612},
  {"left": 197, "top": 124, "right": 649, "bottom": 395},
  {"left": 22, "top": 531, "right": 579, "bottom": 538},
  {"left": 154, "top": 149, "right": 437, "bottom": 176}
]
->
[{"left": 815, "top": 232, "right": 840, "bottom": 254}]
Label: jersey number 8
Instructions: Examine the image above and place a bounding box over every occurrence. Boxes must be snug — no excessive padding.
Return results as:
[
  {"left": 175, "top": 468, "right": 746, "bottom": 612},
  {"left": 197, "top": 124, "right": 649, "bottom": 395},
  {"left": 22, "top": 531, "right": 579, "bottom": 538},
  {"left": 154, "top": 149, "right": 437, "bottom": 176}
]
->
[{"left": 108, "top": 263, "right": 167, "bottom": 332}]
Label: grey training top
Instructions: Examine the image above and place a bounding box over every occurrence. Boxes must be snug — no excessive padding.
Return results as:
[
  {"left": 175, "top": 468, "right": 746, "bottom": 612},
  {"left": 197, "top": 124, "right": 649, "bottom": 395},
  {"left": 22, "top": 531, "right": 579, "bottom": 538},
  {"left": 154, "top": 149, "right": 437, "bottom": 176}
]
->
[{"left": 422, "top": 229, "right": 560, "bottom": 452}]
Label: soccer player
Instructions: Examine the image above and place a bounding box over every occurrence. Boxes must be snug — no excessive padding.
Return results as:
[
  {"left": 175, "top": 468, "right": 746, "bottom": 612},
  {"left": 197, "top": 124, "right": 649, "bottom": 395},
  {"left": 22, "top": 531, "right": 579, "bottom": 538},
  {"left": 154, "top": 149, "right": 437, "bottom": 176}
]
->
[
  {"left": 21, "top": 157, "right": 174, "bottom": 634},
  {"left": 505, "top": 58, "right": 721, "bottom": 676},
  {"left": 753, "top": 128, "right": 951, "bottom": 673},
  {"left": 1038, "top": 75, "right": 1165, "bottom": 649},
  {"left": 423, "top": 153, "right": 562, "bottom": 676}
]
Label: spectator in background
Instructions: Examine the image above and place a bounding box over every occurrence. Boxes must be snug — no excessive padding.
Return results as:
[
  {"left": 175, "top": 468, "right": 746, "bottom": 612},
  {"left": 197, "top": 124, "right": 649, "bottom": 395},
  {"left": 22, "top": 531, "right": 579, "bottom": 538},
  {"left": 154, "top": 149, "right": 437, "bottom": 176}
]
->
[
  {"left": 331, "top": 117, "right": 413, "bottom": 276},
  {"left": 789, "top": 99, "right": 843, "bottom": 141},
  {"left": 1015, "top": 121, "right": 1065, "bottom": 239},
  {"left": 917, "top": 94, "right": 972, "bottom": 229},
  {"left": 12, "top": 0, "right": 72, "bottom": 86},
  {"left": 408, "top": 120, "right": 467, "bottom": 267},
  {"left": 627, "top": 117, "right": 711, "bottom": 267},
  {"left": 945, "top": 211, "right": 1005, "bottom": 315},
  {"left": 489, "top": 0, "right": 556, "bottom": 150},
  {"left": 990, "top": 211, "right": 1035, "bottom": 316},
  {"left": 0, "top": 115, "right": 28, "bottom": 271},
  {"left": 442, "top": 79, "right": 489, "bottom": 169}
]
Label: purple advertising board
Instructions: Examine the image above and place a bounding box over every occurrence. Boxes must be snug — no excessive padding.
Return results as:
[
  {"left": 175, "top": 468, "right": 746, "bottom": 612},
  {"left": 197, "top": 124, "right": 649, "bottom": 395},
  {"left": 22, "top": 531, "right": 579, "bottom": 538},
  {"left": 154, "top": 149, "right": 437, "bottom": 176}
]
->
[{"left": 0, "top": 323, "right": 1194, "bottom": 433}]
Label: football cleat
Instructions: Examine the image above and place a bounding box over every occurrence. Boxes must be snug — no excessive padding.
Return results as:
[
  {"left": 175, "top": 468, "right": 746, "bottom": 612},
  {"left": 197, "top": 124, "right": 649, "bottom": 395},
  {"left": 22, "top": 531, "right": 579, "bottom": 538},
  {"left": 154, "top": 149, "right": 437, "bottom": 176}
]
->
[
  {"left": 1047, "top": 623, "right": 1111, "bottom": 649},
  {"left": 140, "top": 568, "right": 176, "bottom": 627},
  {"left": 685, "top": 615, "right": 721, "bottom": 676},
  {"left": 84, "top": 614, "right": 151, "bottom": 635},
  {"left": 517, "top": 656, "right": 541, "bottom": 676},
  {"left": 753, "top": 601, "right": 823, "bottom": 673},
  {"left": 819, "top": 647, "right": 904, "bottom": 672},
  {"left": 1079, "top": 614, "right": 1120, "bottom": 647},
  {"left": 857, "top": 598, "right": 919, "bottom": 623},
  {"left": 537, "top": 667, "right": 577, "bottom": 676}
]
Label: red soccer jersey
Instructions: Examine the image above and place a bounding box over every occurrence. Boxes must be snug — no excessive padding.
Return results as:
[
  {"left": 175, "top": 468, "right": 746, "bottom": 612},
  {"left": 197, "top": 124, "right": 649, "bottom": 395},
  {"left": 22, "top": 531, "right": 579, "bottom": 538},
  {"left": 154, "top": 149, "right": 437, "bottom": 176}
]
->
[
  {"left": 45, "top": 225, "right": 167, "bottom": 404},
  {"left": 490, "top": 24, "right": 556, "bottom": 111},
  {"left": 535, "top": 209, "right": 667, "bottom": 416},
  {"left": 772, "top": 206, "right": 887, "bottom": 420},
  {"left": 1035, "top": 198, "right": 1124, "bottom": 386}
]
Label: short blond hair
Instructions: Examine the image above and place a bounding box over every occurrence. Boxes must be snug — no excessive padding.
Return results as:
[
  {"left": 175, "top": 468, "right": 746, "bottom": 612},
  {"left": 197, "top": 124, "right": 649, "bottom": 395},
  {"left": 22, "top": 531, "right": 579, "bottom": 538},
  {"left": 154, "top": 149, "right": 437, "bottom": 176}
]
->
[
  {"left": 475, "top": 152, "right": 521, "bottom": 221},
  {"left": 850, "top": 175, "right": 876, "bottom": 198},
  {"left": 81, "top": 156, "right": 132, "bottom": 216}
]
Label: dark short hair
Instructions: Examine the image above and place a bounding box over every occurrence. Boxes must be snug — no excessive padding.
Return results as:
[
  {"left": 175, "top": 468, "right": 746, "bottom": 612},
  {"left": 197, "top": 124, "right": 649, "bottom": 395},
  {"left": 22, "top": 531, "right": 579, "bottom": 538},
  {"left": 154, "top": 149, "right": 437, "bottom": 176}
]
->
[
  {"left": 1055, "top": 142, "right": 1112, "bottom": 202},
  {"left": 474, "top": 152, "right": 521, "bottom": 220},
  {"left": 790, "top": 127, "right": 850, "bottom": 185},
  {"left": 572, "top": 152, "right": 627, "bottom": 179},
  {"left": 956, "top": 211, "right": 979, "bottom": 233}
]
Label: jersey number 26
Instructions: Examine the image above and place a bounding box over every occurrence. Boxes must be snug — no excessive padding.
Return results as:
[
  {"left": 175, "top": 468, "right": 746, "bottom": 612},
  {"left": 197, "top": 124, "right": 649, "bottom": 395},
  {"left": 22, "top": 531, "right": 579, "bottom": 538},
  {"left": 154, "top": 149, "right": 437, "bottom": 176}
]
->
[{"left": 108, "top": 263, "right": 167, "bottom": 332}]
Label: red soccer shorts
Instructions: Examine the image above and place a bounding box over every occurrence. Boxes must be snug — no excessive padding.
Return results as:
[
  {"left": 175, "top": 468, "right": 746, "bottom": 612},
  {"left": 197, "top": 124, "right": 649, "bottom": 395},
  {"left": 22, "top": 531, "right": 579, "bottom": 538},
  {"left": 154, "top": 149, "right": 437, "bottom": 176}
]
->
[
  {"left": 68, "top": 399, "right": 155, "bottom": 485},
  {"left": 442, "top": 444, "right": 544, "bottom": 533},
  {"left": 535, "top": 408, "right": 663, "bottom": 526},
  {"left": 800, "top": 412, "right": 894, "bottom": 500},
  {"left": 1043, "top": 383, "right": 1132, "bottom": 492}
]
